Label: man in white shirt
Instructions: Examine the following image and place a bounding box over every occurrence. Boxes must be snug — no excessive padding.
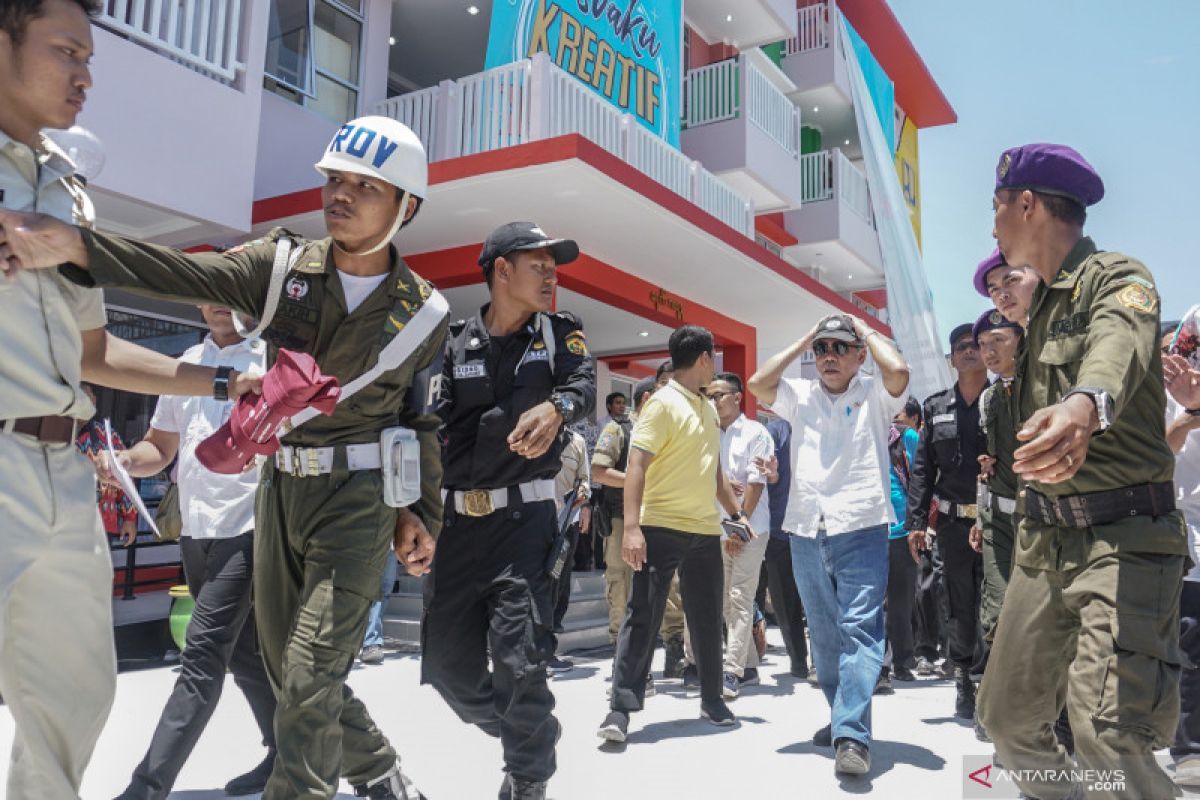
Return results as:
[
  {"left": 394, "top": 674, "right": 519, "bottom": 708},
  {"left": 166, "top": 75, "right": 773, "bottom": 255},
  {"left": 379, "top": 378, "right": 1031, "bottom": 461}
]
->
[
  {"left": 748, "top": 314, "right": 909, "bottom": 777},
  {"left": 104, "top": 305, "right": 277, "bottom": 799},
  {"left": 705, "top": 372, "right": 773, "bottom": 698}
]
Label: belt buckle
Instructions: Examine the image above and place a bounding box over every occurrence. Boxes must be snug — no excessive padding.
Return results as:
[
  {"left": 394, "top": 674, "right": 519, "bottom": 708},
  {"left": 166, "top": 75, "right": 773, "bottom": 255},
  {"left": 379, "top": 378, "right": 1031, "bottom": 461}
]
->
[
  {"left": 962, "top": 504, "right": 978, "bottom": 519},
  {"left": 462, "top": 489, "right": 494, "bottom": 517}
]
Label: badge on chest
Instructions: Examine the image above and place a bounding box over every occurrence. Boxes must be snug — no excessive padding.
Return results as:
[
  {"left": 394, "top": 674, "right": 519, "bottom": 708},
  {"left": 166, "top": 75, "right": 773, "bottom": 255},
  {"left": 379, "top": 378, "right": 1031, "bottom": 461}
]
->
[{"left": 454, "top": 362, "right": 487, "bottom": 380}]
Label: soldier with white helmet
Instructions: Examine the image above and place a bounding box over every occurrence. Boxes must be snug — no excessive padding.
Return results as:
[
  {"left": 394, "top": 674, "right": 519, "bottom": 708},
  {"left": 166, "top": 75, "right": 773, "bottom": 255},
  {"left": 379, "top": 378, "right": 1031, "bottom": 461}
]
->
[{"left": 0, "top": 115, "right": 449, "bottom": 800}]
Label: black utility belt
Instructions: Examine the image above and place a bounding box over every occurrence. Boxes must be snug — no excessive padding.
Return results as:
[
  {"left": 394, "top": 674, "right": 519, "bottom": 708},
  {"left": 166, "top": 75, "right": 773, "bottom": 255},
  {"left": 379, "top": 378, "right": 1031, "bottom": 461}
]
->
[{"left": 1023, "top": 482, "right": 1175, "bottom": 529}]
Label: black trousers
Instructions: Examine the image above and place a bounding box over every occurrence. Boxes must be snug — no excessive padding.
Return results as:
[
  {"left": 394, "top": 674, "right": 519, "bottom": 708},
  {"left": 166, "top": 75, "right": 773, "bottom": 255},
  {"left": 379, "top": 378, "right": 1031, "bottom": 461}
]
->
[
  {"left": 611, "top": 526, "right": 724, "bottom": 710},
  {"left": 937, "top": 516, "right": 984, "bottom": 672},
  {"left": 884, "top": 536, "right": 918, "bottom": 671},
  {"left": 124, "top": 532, "right": 277, "bottom": 800},
  {"left": 552, "top": 524, "right": 580, "bottom": 631},
  {"left": 762, "top": 536, "right": 808, "bottom": 672},
  {"left": 1174, "top": 581, "right": 1200, "bottom": 757},
  {"left": 913, "top": 525, "right": 948, "bottom": 662},
  {"left": 421, "top": 495, "right": 559, "bottom": 782}
]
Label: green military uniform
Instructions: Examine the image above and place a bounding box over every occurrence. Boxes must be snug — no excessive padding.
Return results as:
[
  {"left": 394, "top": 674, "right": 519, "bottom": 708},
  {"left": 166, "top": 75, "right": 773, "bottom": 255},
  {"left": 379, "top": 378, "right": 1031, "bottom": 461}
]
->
[
  {"left": 63, "top": 227, "right": 447, "bottom": 799},
  {"left": 593, "top": 418, "right": 685, "bottom": 645},
  {"left": 977, "top": 377, "right": 1018, "bottom": 644},
  {"left": 977, "top": 238, "right": 1186, "bottom": 800}
]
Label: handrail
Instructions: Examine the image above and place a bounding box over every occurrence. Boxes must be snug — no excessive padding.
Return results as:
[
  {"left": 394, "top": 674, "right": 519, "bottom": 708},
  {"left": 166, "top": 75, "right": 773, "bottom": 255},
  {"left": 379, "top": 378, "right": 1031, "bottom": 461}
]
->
[
  {"left": 786, "top": 2, "right": 830, "bottom": 56},
  {"left": 98, "top": 0, "right": 246, "bottom": 84}
]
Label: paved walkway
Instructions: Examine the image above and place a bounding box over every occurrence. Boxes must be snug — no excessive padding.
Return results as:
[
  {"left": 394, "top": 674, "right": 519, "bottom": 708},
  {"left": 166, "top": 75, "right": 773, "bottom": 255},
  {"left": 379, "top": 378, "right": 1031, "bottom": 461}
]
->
[{"left": 1, "top": 630, "right": 1194, "bottom": 799}]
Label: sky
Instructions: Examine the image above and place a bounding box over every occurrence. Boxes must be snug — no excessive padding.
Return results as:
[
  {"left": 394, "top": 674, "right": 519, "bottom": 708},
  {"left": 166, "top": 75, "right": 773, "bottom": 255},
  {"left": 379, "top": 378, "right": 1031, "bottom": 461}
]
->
[{"left": 887, "top": 0, "right": 1200, "bottom": 344}]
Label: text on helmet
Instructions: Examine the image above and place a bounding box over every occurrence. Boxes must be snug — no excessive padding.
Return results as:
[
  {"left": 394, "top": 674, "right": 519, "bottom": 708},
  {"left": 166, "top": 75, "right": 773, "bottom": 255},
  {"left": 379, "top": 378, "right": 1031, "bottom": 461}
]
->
[{"left": 327, "top": 125, "right": 401, "bottom": 169}]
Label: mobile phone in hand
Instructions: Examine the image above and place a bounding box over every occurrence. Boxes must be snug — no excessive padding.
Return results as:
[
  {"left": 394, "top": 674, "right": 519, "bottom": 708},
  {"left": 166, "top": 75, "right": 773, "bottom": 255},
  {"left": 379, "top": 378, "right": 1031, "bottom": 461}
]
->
[{"left": 721, "top": 519, "right": 753, "bottom": 542}]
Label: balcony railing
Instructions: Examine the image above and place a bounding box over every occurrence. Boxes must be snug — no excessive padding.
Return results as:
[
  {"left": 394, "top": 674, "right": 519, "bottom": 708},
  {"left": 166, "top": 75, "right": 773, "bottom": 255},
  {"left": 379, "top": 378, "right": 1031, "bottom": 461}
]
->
[
  {"left": 375, "top": 53, "right": 755, "bottom": 238},
  {"left": 798, "top": 148, "right": 872, "bottom": 223},
  {"left": 683, "top": 55, "right": 801, "bottom": 156},
  {"left": 785, "top": 2, "right": 830, "bottom": 55},
  {"left": 99, "top": 0, "right": 246, "bottom": 84}
]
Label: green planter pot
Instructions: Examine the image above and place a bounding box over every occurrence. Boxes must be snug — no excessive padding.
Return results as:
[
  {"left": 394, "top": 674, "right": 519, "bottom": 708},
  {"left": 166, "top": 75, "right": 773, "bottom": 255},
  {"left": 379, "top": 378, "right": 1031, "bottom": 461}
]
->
[{"left": 168, "top": 585, "right": 194, "bottom": 652}]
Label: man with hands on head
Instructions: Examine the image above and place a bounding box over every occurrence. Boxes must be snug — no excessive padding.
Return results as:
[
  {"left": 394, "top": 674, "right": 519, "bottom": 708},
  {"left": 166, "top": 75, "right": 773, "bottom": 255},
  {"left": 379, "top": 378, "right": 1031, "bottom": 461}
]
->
[{"left": 748, "top": 313, "right": 909, "bottom": 777}]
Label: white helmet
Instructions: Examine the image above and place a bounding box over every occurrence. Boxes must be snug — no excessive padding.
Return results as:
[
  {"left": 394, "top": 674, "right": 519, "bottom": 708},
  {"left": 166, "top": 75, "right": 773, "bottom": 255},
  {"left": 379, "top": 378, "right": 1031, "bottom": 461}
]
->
[{"left": 315, "top": 115, "right": 428, "bottom": 255}]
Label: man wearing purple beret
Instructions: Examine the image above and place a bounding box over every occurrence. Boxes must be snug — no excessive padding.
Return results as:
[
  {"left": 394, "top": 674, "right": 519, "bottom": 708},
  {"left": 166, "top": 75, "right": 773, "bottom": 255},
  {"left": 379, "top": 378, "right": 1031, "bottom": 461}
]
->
[{"left": 977, "top": 143, "right": 1186, "bottom": 799}]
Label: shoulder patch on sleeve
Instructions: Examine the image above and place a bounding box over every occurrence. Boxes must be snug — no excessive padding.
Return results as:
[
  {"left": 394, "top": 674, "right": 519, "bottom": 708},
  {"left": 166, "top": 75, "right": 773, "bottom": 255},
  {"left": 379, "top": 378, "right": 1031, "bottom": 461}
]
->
[
  {"left": 1117, "top": 283, "right": 1158, "bottom": 314},
  {"left": 564, "top": 329, "right": 588, "bottom": 356}
]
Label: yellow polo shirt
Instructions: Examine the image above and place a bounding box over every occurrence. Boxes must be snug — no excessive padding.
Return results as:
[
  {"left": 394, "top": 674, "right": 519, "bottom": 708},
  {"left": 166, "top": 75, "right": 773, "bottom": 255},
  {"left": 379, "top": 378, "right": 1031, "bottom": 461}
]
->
[{"left": 630, "top": 380, "right": 722, "bottom": 535}]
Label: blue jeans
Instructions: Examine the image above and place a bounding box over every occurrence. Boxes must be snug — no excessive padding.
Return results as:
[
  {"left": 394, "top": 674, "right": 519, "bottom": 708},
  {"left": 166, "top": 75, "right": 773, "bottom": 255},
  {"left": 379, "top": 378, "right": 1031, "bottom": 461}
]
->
[
  {"left": 363, "top": 550, "right": 398, "bottom": 649},
  {"left": 790, "top": 524, "right": 889, "bottom": 747}
]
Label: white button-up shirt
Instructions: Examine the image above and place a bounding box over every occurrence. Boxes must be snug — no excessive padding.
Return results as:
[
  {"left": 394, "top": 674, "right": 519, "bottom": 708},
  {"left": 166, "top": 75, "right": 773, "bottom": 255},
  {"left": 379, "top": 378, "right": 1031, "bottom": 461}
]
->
[
  {"left": 720, "top": 414, "right": 773, "bottom": 536},
  {"left": 150, "top": 336, "right": 267, "bottom": 539},
  {"left": 768, "top": 373, "right": 905, "bottom": 537}
]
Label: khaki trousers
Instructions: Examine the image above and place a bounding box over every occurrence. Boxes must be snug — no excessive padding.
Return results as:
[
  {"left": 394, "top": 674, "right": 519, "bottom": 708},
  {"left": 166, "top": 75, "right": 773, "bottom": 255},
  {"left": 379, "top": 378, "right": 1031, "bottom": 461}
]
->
[
  {"left": 604, "top": 517, "right": 683, "bottom": 643},
  {"left": 0, "top": 434, "right": 116, "bottom": 800}
]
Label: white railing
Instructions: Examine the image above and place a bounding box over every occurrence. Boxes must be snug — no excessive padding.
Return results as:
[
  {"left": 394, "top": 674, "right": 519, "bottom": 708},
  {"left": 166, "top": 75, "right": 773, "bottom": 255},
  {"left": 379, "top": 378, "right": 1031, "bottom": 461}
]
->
[
  {"left": 745, "top": 61, "right": 800, "bottom": 154},
  {"left": 786, "top": 2, "right": 830, "bottom": 55},
  {"left": 375, "top": 86, "right": 441, "bottom": 159},
  {"left": 99, "top": 0, "right": 245, "bottom": 83},
  {"left": 374, "top": 53, "right": 756, "bottom": 238},
  {"left": 799, "top": 150, "right": 833, "bottom": 202},
  {"left": 683, "top": 58, "right": 739, "bottom": 128},
  {"left": 837, "top": 150, "right": 872, "bottom": 221}
]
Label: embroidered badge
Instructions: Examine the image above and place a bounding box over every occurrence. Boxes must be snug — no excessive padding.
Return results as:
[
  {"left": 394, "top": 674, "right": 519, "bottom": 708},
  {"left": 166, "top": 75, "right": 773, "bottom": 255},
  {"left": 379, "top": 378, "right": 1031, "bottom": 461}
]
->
[
  {"left": 285, "top": 276, "right": 309, "bottom": 300},
  {"left": 417, "top": 280, "right": 432, "bottom": 300},
  {"left": 1071, "top": 281, "right": 1083, "bottom": 303},
  {"left": 989, "top": 310, "right": 1003, "bottom": 325},
  {"left": 453, "top": 362, "right": 487, "bottom": 380},
  {"left": 386, "top": 313, "right": 407, "bottom": 334},
  {"left": 1117, "top": 284, "right": 1157, "bottom": 314},
  {"left": 565, "top": 331, "right": 588, "bottom": 356},
  {"left": 1119, "top": 275, "right": 1155, "bottom": 291},
  {"left": 998, "top": 152, "right": 1012, "bottom": 180}
]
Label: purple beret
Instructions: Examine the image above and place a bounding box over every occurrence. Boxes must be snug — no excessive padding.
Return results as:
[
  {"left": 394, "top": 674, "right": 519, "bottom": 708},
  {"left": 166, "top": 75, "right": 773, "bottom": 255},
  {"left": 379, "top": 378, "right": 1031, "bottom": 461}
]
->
[
  {"left": 973, "top": 248, "right": 1005, "bottom": 297},
  {"left": 973, "top": 308, "right": 1022, "bottom": 342},
  {"left": 994, "top": 143, "right": 1104, "bottom": 207}
]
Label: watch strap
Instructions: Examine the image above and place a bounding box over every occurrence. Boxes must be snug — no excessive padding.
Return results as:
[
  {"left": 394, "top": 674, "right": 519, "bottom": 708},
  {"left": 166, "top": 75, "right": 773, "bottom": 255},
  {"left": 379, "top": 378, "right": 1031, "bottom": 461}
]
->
[{"left": 213, "top": 366, "right": 234, "bottom": 401}]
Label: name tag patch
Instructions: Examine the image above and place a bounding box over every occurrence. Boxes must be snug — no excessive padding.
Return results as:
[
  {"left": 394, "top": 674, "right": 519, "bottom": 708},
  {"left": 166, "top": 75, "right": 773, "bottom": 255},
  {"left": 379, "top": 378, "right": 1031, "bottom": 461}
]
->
[
  {"left": 520, "top": 349, "right": 551, "bottom": 365},
  {"left": 454, "top": 362, "right": 487, "bottom": 380},
  {"left": 931, "top": 413, "right": 955, "bottom": 425}
]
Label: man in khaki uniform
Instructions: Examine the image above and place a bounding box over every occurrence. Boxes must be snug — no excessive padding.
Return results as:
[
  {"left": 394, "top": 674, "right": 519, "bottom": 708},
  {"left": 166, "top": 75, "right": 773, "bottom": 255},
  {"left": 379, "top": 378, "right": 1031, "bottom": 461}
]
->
[
  {"left": 0, "top": 3, "right": 260, "bottom": 798},
  {"left": 0, "top": 116, "right": 447, "bottom": 800},
  {"left": 977, "top": 143, "right": 1186, "bottom": 800},
  {"left": 592, "top": 380, "right": 686, "bottom": 678}
]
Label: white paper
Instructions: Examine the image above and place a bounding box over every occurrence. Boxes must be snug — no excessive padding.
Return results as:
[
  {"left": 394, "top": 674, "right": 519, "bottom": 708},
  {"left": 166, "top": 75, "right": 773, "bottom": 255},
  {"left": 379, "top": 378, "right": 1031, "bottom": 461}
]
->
[{"left": 104, "top": 419, "right": 160, "bottom": 538}]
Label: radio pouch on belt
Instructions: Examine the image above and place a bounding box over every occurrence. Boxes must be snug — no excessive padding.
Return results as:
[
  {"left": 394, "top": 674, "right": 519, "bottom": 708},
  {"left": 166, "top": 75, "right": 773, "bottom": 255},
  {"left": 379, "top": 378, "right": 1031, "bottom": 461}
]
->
[{"left": 381, "top": 426, "right": 421, "bottom": 508}]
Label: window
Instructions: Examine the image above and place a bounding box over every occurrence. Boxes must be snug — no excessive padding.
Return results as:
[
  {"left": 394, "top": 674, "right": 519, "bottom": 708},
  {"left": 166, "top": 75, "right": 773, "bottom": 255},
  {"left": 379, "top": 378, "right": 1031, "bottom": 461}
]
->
[{"left": 265, "top": 0, "right": 363, "bottom": 122}]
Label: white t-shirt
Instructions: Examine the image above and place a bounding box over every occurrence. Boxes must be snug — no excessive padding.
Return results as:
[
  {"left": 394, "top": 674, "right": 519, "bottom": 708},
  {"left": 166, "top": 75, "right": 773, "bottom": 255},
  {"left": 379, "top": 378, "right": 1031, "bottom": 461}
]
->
[
  {"left": 720, "top": 414, "right": 773, "bottom": 536},
  {"left": 150, "top": 336, "right": 267, "bottom": 539},
  {"left": 337, "top": 270, "right": 388, "bottom": 314},
  {"left": 768, "top": 373, "right": 905, "bottom": 537},
  {"left": 1168, "top": 398, "right": 1200, "bottom": 582}
]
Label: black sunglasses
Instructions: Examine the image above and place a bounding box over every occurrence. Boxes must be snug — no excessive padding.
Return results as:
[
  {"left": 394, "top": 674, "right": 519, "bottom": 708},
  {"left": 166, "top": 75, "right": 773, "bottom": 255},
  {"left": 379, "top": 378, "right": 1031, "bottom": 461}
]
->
[
  {"left": 953, "top": 340, "right": 980, "bottom": 353},
  {"left": 813, "top": 340, "right": 859, "bottom": 357}
]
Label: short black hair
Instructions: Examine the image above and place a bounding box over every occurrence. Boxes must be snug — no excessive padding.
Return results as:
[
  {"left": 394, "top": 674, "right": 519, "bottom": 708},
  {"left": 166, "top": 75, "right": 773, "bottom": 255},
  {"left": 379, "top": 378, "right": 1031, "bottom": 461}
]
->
[
  {"left": 633, "top": 378, "right": 655, "bottom": 411},
  {"left": 903, "top": 396, "right": 922, "bottom": 424},
  {"left": 0, "top": 0, "right": 100, "bottom": 46},
  {"left": 668, "top": 325, "right": 714, "bottom": 370},
  {"left": 1034, "top": 190, "right": 1086, "bottom": 227},
  {"left": 712, "top": 372, "right": 743, "bottom": 394},
  {"left": 605, "top": 392, "right": 627, "bottom": 410},
  {"left": 656, "top": 359, "right": 674, "bottom": 380}
]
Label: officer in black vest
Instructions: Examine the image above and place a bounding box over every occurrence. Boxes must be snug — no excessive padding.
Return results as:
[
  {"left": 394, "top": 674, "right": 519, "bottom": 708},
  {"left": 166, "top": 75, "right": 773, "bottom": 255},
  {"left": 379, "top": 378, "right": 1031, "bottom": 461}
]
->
[{"left": 421, "top": 222, "right": 595, "bottom": 800}]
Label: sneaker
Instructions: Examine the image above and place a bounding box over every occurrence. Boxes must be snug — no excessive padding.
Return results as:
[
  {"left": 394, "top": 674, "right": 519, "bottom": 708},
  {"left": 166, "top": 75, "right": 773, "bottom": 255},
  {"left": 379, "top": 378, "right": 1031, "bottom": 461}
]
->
[
  {"left": 353, "top": 762, "right": 425, "bottom": 799},
  {"left": 834, "top": 739, "right": 871, "bottom": 775},
  {"left": 597, "top": 710, "right": 629, "bottom": 743},
  {"left": 790, "top": 664, "right": 810, "bottom": 679},
  {"left": 682, "top": 663, "right": 700, "bottom": 689},
  {"left": 915, "top": 656, "right": 935, "bottom": 676},
  {"left": 813, "top": 723, "right": 832, "bottom": 747},
  {"left": 807, "top": 668, "right": 819, "bottom": 687},
  {"left": 359, "top": 644, "right": 385, "bottom": 665},
  {"left": 893, "top": 665, "right": 916, "bottom": 682},
  {"left": 700, "top": 698, "right": 737, "bottom": 726},
  {"left": 500, "top": 775, "right": 547, "bottom": 800},
  {"left": 224, "top": 749, "right": 276, "bottom": 796},
  {"left": 738, "top": 667, "right": 760, "bottom": 688},
  {"left": 1177, "top": 754, "right": 1200, "bottom": 787},
  {"left": 937, "top": 659, "right": 956, "bottom": 679},
  {"left": 873, "top": 670, "right": 894, "bottom": 696},
  {"left": 722, "top": 672, "right": 740, "bottom": 699},
  {"left": 546, "top": 656, "right": 574, "bottom": 675}
]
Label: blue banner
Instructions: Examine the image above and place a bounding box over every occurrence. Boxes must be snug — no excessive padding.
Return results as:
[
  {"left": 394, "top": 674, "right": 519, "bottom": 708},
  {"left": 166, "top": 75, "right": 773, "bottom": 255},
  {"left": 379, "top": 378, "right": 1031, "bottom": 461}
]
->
[
  {"left": 485, "top": 0, "right": 683, "bottom": 146},
  {"left": 844, "top": 17, "right": 895, "bottom": 154}
]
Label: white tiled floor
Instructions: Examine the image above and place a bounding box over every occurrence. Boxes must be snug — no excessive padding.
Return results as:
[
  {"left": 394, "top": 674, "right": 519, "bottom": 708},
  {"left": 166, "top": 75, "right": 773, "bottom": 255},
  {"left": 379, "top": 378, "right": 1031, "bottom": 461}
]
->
[{"left": 1, "top": 630, "right": 1195, "bottom": 799}]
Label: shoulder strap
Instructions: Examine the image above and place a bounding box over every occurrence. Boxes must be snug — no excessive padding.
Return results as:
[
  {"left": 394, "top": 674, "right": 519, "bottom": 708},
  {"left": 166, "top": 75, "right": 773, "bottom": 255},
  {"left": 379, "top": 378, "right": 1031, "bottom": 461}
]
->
[
  {"left": 540, "top": 313, "right": 556, "bottom": 379},
  {"left": 233, "top": 237, "right": 299, "bottom": 339},
  {"left": 288, "top": 289, "right": 450, "bottom": 429}
]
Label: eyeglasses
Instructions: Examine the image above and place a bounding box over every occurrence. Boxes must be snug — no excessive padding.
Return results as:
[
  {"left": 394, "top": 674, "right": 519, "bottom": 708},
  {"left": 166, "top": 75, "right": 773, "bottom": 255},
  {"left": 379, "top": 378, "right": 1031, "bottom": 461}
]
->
[
  {"left": 706, "top": 390, "right": 737, "bottom": 402},
  {"left": 812, "top": 340, "right": 859, "bottom": 357},
  {"left": 953, "top": 341, "right": 980, "bottom": 353}
]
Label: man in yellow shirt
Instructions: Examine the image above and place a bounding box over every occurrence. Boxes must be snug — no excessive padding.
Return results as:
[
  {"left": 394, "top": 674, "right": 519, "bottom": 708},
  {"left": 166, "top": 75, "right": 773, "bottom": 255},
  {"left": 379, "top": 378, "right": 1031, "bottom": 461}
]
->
[{"left": 596, "top": 326, "right": 748, "bottom": 742}]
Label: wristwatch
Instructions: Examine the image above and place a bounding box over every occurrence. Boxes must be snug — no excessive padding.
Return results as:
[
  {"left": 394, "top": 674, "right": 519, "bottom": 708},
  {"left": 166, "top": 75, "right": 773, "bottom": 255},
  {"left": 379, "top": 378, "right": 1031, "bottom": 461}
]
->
[
  {"left": 1187, "top": 407, "right": 1200, "bottom": 418},
  {"left": 729, "top": 509, "right": 747, "bottom": 522},
  {"left": 549, "top": 392, "right": 575, "bottom": 421},
  {"left": 213, "top": 366, "right": 234, "bottom": 401},
  {"left": 1063, "top": 387, "right": 1114, "bottom": 432}
]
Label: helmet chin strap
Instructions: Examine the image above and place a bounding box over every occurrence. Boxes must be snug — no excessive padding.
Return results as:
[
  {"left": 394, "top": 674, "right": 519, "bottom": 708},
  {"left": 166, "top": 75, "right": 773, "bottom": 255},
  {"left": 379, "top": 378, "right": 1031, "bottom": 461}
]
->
[{"left": 333, "top": 191, "right": 411, "bottom": 258}]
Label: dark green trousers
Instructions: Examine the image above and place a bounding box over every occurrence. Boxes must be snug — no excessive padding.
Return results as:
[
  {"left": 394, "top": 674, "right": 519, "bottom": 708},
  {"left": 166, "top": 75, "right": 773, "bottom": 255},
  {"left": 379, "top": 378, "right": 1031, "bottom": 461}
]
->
[
  {"left": 254, "top": 461, "right": 398, "bottom": 799},
  {"left": 979, "top": 506, "right": 1015, "bottom": 644}
]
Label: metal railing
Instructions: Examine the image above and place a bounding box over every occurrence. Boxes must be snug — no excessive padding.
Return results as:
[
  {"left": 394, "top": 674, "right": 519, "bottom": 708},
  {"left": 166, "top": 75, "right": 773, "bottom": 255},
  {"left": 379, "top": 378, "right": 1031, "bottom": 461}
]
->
[
  {"left": 798, "top": 148, "right": 874, "bottom": 224},
  {"left": 799, "top": 150, "right": 833, "bottom": 202},
  {"left": 683, "top": 55, "right": 800, "bottom": 156},
  {"left": 837, "top": 150, "right": 872, "bottom": 221},
  {"left": 375, "top": 53, "right": 756, "bottom": 237},
  {"left": 786, "top": 2, "right": 830, "bottom": 55},
  {"left": 99, "top": 0, "right": 246, "bottom": 84},
  {"left": 112, "top": 537, "right": 184, "bottom": 600}
]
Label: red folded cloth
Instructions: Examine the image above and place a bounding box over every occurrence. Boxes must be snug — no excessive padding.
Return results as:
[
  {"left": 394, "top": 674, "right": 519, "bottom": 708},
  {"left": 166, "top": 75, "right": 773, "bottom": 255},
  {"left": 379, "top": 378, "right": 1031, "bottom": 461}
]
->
[{"left": 196, "top": 349, "right": 340, "bottom": 474}]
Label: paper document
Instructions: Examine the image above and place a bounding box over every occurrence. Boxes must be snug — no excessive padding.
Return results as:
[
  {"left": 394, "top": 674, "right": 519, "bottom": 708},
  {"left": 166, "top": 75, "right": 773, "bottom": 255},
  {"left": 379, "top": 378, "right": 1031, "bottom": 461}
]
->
[{"left": 104, "top": 419, "right": 160, "bottom": 538}]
